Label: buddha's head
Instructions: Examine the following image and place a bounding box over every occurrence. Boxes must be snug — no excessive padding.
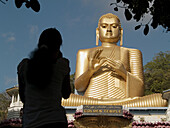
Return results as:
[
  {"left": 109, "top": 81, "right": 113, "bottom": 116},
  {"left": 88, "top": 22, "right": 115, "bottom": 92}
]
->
[{"left": 96, "top": 13, "right": 123, "bottom": 45}]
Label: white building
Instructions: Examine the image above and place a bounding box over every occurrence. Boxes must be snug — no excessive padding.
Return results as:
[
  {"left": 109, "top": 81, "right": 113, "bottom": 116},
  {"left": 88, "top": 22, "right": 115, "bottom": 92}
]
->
[{"left": 6, "top": 86, "right": 23, "bottom": 119}]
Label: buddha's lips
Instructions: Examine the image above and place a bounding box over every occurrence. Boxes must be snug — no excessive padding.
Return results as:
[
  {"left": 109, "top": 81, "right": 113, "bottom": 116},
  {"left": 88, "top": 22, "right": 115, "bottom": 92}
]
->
[{"left": 106, "top": 32, "right": 112, "bottom": 36}]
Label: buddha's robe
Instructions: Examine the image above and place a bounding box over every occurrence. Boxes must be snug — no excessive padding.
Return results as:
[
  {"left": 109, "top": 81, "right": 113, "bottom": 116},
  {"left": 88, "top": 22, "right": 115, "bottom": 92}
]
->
[
  {"left": 84, "top": 46, "right": 144, "bottom": 99},
  {"left": 62, "top": 46, "right": 167, "bottom": 107}
]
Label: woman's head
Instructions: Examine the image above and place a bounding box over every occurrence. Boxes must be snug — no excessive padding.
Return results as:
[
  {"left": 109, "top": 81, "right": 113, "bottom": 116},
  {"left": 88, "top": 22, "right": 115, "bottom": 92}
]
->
[
  {"left": 27, "top": 28, "right": 63, "bottom": 87},
  {"left": 38, "top": 28, "right": 62, "bottom": 51}
]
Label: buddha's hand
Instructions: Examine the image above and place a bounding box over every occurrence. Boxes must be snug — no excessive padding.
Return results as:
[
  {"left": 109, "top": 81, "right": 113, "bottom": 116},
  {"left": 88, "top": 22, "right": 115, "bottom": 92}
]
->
[
  {"left": 89, "top": 49, "right": 106, "bottom": 73},
  {"left": 107, "top": 58, "right": 127, "bottom": 79}
]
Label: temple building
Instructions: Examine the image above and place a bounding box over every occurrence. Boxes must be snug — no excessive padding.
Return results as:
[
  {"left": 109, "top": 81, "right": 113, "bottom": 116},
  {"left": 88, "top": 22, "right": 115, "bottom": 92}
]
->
[{"left": 6, "top": 86, "right": 23, "bottom": 119}]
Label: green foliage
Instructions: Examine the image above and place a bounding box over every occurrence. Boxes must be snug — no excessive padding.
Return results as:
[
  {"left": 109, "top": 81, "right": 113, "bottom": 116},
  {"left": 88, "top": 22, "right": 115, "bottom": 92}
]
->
[
  {"left": 144, "top": 51, "right": 170, "bottom": 95},
  {"left": 111, "top": 0, "right": 170, "bottom": 35},
  {"left": 70, "top": 73, "right": 75, "bottom": 93},
  {"left": 0, "top": 110, "right": 7, "bottom": 121},
  {"left": 0, "top": 93, "right": 10, "bottom": 121}
]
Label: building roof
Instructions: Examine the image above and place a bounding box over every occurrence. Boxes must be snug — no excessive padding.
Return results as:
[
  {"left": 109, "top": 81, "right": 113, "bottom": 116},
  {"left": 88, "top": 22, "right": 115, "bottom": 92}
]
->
[{"left": 6, "top": 86, "right": 19, "bottom": 97}]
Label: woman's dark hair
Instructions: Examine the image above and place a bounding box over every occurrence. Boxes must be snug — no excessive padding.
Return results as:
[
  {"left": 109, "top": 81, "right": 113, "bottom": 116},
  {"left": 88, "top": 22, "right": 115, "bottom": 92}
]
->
[{"left": 27, "top": 28, "right": 63, "bottom": 87}]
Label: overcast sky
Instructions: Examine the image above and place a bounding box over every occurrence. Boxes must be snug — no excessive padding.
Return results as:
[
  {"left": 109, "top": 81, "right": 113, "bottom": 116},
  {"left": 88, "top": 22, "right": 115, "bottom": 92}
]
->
[{"left": 0, "top": 0, "right": 169, "bottom": 92}]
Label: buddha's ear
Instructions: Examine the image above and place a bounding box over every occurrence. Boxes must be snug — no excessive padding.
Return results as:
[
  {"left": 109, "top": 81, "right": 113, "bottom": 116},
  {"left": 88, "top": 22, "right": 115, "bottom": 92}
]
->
[
  {"left": 120, "top": 28, "right": 123, "bottom": 46},
  {"left": 96, "top": 28, "right": 99, "bottom": 46}
]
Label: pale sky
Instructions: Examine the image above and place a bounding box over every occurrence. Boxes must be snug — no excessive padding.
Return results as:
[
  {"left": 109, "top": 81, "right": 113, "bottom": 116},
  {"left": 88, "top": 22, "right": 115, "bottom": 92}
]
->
[{"left": 0, "top": 0, "right": 169, "bottom": 92}]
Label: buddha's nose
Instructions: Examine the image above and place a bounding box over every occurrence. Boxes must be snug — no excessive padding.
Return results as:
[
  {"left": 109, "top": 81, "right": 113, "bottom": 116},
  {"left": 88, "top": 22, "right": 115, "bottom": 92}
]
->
[
  {"left": 107, "top": 26, "right": 112, "bottom": 32},
  {"left": 107, "top": 29, "right": 112, "bottom": 32}
]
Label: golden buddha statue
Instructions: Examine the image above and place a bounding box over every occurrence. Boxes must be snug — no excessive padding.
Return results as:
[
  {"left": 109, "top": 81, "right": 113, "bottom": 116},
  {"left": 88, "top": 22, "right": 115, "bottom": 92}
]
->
[{"left": 62, "top": 13, "right": 167, "bottom": 107}]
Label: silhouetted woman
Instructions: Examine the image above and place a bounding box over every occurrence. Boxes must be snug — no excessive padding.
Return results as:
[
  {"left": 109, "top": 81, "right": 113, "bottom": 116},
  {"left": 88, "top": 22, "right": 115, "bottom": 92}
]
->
[{"left": 17, "top": 28, "right": 71, "bottom": 128}]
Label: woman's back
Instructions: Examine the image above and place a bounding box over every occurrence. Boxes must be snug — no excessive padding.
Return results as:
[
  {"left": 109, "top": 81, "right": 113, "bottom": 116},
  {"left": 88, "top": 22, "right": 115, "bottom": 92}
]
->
[
  {"left": 18, "top": 57, "right": 70, "bottom": 128},
  {"left": 18, "top": 28, "right": 71, "bottom": 128}
]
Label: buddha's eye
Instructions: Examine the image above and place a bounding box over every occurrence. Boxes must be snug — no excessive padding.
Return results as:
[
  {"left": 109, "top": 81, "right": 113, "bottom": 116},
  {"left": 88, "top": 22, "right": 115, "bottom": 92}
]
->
[
  {"left": 112, "top": 25, "right": 117, "bottom": 28},
  {"left": 101, "top": 24, "right": 107, "bottom": 28}
]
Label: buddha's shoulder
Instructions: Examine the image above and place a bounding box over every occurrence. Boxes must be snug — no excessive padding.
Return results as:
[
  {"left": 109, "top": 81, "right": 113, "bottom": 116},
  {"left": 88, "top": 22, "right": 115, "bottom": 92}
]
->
[
  {"left": 121, "top": 47, "right": 142, "bottom": 53},
  {"left": 77, "top": 46, "right": 102, "bottom": 54}
]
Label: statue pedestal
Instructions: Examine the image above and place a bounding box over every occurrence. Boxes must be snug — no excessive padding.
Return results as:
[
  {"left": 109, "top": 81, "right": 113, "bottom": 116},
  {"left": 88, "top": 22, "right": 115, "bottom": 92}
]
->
[
  {"left": 66, "top": 105, "right": 169, "bottom": 128},
  {"left": 71, "top": 105, "right": 133, "bottom": 128},
  {"left": 74, "top": 116, "right": 132, "bottom": 128},
  {"left": 162, "top": 89, "right": 170, "bottom": 121}
]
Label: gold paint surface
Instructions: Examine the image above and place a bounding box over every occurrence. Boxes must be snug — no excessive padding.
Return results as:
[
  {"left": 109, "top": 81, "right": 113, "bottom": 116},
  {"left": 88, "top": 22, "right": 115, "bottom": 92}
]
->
[{"left": 62, "top": 13, "right": 167, "bottom": 107}]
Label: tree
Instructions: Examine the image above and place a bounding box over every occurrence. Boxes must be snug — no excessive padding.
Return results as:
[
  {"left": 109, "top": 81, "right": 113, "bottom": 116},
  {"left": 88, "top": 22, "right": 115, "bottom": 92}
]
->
[
  {"left": 0, "top": 0, "right": 7, "bottom": 4},
  {"left": 144, "top": 51, "right": 170, "bottom": 95},
  {"left": 0, "top": 0, "right": 40, "bottom": 12},
  {"left": 111, "top": 0, "right": 170, "bottom": 35},
  {"left": 70, "top": 73, "right": 75, "bottom": 93},
  {"left": 0, "top": 92, "right": 10, "bottom": 121}
]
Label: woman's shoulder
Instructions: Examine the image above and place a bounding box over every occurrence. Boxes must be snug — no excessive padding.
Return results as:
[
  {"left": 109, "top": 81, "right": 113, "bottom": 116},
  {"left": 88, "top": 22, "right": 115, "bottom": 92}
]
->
[
  {"left": 57, "top": 57, "right": 69, "bottom": 65},
  {"left": 55, "top": 57, "right": 70, "bottom": 73},
  {"left": 17, "top": 58, "right": 29, "bottom": 73}
]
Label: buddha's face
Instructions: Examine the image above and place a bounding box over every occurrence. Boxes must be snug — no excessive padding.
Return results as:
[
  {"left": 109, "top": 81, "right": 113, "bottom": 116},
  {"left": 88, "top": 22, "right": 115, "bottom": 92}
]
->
[{"left": 98, "top": 17, "right": 120, "bottom": 43}]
